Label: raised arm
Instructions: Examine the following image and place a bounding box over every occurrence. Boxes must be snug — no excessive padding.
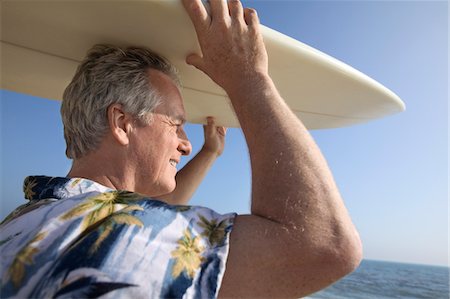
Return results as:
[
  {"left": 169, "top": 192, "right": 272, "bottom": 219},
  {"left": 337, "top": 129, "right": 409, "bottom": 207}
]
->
[
  {"left": 182, "top": 0, "right": 362, "bottom": 298},
  {"left": 158, "top": 117, "right": 226, "bottom": 205}
]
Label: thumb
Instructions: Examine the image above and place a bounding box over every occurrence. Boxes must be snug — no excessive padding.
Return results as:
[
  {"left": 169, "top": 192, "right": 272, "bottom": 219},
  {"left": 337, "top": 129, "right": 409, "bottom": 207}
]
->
[
  {"left": 204, "top": 117, "right": 214, "bottom": 134},
  {"left": 186, "top": 53, "right": 205, "bottom": 71}
]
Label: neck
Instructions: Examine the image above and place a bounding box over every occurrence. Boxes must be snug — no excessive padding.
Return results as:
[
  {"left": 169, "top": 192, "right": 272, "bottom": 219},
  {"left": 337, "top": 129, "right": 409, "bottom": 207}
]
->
[{"left": 67, "top": 150, "right": 134, "bottom": 192}]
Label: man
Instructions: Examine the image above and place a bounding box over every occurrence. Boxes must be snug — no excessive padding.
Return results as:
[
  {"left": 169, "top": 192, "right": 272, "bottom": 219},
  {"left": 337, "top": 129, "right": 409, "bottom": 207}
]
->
[{"left": 0, "top": 0, "right": 362, "bottom": 298}]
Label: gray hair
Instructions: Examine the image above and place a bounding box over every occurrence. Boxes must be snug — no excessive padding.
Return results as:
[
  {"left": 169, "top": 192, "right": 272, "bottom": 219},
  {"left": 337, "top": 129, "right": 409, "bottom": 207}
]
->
[{"left": 61, "top": 44, "right": 180, "bottom": 159}]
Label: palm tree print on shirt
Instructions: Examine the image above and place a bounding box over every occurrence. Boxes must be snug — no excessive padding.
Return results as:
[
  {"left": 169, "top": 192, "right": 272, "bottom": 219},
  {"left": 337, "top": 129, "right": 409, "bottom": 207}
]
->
[
  {"left": 171, "top": 228, "right": 205, "bottom": 279},
  {"left": 197, "top": 214, "right": 229, "bottom": 247},
  {"left": 23, "top": 177, "right": 38, "bottom": 200},
  {"left": 89, "top": 205, "right": 144, "bottom": 254},
  {"left": 60, "top": 191, "right": 143, "bottom": 231},
  {"left": 8, "top": 232, "right": 47, "bottom": 287},
  {"left": 60, "top": 191, "right": 144, "bottom": 253}
]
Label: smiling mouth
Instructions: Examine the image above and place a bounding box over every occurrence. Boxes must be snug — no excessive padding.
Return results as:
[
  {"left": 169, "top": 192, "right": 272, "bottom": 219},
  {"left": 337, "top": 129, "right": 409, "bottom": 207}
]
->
[{"left": 169, "top": 159, "right": 178, "bottom": 168}]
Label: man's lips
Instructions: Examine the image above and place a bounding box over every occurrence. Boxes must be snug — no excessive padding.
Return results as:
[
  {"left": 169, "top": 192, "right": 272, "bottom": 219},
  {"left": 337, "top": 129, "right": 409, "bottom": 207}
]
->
[{"left": 169, "top": 159, "right": 179, "bottom": 167}]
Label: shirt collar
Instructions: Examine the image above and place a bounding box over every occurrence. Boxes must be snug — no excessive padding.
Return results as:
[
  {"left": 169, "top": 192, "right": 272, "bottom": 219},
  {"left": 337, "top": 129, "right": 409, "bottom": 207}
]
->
[{"left": 23, "top": 176, "right": 114, "bottom": 201}]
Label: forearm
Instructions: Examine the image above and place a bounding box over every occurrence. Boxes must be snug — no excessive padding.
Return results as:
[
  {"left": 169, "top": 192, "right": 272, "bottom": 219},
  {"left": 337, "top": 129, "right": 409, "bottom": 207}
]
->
[
  {"left": 158, "top": 148, "right": 218, "bottom": 205},
  {"left": 227, "top": 73, "right": 359, "bottom": 249}
]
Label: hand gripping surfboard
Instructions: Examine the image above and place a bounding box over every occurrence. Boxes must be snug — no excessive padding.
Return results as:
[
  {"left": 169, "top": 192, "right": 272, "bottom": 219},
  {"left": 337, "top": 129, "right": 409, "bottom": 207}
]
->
[{"left": 1, "top": 0, "right": 405, "bottom": 129}]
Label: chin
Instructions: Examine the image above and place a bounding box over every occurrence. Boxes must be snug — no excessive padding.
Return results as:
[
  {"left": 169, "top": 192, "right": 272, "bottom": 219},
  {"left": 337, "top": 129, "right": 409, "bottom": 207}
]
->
[
  {"left": 162, "top": 183, "right": 176, "bottom": 196},
  {"left": 163, "top": 177, "right": 177, "bottom": 192},
  {"left": 150, "top": 181, "right": 177, "bottom": 199}
]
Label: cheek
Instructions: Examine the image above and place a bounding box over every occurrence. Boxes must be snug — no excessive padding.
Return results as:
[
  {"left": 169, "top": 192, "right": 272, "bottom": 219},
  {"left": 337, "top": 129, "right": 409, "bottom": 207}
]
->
[
  {"left": 162, "top": 131, "right": 179, "bottom": 151},
  {"left": 134, "top": 140, "right": 159, "bottom": 171}
]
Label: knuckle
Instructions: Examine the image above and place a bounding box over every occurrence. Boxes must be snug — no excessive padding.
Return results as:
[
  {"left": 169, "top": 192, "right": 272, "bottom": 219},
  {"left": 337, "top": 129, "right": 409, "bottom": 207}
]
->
[
  {"left": 190, "top": 1, "right": 202, "bottom": 11},
  {"left": 243, "top": 7, "right": 259, "bottom": 25},
  {"left": 228, "top": 0, "right": 242, "bottom": 8},
  {"left": 189, "top": 2, "right": 200, "bottom": 14},
  {"left": 245, "top": 7, "right": 257, "bottom": 15}
]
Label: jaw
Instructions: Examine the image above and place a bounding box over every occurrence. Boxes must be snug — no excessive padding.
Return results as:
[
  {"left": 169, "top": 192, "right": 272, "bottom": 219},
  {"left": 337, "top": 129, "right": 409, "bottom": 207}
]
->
[{"left": 133, "top": 168, "right": 177, "bottom": 198}]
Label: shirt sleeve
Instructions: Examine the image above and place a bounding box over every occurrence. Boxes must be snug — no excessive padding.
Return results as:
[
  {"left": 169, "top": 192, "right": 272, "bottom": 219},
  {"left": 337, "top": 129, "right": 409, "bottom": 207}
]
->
[{"left": 175, "top": 205, "right": 237, "bottom": 299}]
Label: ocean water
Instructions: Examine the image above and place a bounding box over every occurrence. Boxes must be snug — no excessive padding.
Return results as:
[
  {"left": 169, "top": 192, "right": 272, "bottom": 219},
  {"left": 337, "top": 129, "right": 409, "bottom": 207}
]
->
[{"left": 307, "top": 260, "right": 449, "bottom": 299}]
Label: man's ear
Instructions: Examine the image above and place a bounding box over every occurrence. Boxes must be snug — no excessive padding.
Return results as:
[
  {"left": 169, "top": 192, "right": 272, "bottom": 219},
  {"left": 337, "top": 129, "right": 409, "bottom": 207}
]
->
[{"left": 107, "top": 103, "right": 132, "bottom": 146}]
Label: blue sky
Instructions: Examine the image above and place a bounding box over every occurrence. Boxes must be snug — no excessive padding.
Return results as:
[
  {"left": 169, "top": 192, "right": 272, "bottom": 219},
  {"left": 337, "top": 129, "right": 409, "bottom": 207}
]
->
[{"left": 1, "top": 1, "right": 448, "bottom": 267}]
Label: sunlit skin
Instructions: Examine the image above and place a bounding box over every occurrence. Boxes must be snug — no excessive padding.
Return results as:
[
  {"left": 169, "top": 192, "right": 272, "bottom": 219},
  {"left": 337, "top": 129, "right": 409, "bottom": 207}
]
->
[
  {"left": 67, "top": 68, "right": 226, "bottom": 203},
  {"left": 180, "top": 0, "right": 362, "bottom": 297},
  {"left": 127, "top": 69, "right": 192, "bottom": 197}
]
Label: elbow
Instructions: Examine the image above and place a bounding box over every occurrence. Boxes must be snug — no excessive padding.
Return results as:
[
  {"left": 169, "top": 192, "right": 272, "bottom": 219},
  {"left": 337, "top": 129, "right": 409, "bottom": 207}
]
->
[
  {"left": 303, "top": 224, "right": 363, "bottom": 285},
  {"left": 338, "top": 234, "right": 363, "bottom": 276},
  {"left": 278, "top": 227, "right": 363, "bottom": 297},
  {"left": 327, "top": 228, "right": 363, "bottom": 279}
]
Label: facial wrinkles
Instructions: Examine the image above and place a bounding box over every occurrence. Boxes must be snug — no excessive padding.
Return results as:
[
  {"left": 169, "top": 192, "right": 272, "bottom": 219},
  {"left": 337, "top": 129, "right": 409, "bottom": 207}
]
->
[
  {"left": 127, "top": 115, "right": 155, "bottom": 192},
  {"left": 131, "top": 70, "right": 187, "bottom": 196}
]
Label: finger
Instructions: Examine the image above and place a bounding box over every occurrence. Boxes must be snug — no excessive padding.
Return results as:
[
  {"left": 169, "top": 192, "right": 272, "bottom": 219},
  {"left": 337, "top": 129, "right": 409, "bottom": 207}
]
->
[
  {"left": 206, "top": 117, "right": 216, "bottom": 134},
  {"left": 202, "top": 123, "right": 209, "bottom": 134},
  {"left": 228, "top": 0, "right": 244, "bottom": 25},
  {"left": 243, "top": 7, "right": 259, "bottom": 27},
  {"left": 217, "top": 126, "right": 227, "bottom": 136},
  {"left": 209, "top": 0, "right": 229, "bottom": 23},
  {"left": 186, "top": 53, "right": 205, "bottom": 71},
  {"left": 203, "top": 117, "right": 214, "bottom": 134},
  {"left": 207, "top": 116, "right": 215, "bottom": 126},
  {"left": 182, "top": 0, "right": 209, "bottom": 29}
]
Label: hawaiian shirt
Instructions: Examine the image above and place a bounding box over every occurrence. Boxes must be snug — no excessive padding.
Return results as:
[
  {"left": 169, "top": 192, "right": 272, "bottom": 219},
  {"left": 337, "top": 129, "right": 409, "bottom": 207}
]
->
[{"left": 0, "top": 176, "right": 236, "bottom": 298}]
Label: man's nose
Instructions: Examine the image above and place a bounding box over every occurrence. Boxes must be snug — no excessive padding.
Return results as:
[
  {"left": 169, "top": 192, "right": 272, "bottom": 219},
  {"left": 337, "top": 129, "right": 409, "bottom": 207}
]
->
[{"left": 177, "top": 130, "right": 192, "bottom": 156}]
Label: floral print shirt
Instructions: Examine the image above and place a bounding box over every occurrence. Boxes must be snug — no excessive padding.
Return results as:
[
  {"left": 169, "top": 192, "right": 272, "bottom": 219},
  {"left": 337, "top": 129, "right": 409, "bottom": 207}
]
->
[{"left": 0, "top": 176, "right": 236, "bottom": 298}]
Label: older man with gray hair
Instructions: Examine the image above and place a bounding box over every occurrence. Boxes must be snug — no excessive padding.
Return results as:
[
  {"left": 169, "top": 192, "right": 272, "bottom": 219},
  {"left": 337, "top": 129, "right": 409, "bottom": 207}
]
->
[{"left": 0, "top": 0, "right": 362, "bottom": 298}]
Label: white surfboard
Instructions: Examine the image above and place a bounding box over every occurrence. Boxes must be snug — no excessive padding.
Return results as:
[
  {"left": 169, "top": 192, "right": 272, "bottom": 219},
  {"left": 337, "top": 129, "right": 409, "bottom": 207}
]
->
[{"left": 1, "top": 0, "right": 405, "bottom": 129}]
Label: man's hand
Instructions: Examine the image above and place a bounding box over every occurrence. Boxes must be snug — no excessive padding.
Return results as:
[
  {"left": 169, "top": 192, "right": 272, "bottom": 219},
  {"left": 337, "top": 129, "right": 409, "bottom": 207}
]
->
[
  {"left": 202, "top": 117, "right": 227, "bottom": 157},
  {"left": 182, "top": 0, "right": 268, "bottom": 93}
]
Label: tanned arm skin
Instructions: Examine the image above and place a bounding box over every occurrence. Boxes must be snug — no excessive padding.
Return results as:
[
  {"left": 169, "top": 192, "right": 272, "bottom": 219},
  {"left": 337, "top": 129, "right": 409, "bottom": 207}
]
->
[{"left": 182, "top": 0, "right": 362, "bottom": 297}]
